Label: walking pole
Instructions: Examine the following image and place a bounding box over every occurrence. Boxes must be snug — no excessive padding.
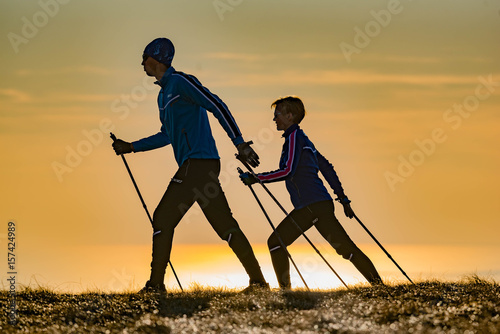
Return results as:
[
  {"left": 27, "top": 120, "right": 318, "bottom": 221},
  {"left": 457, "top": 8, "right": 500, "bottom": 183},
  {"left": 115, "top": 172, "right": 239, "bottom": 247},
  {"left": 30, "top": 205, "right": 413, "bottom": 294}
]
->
[
  {"left": 237, "top": 156, "right": 349, "bottom": 289},
  {"left": 238, "top": 168, "right": 310, "bottom": 290},
  {"left": 349, "top": 212, "right": 414, "bottom": 285},
  {"left": 110, "top": 133, "right": 183, "bottom": 291}
]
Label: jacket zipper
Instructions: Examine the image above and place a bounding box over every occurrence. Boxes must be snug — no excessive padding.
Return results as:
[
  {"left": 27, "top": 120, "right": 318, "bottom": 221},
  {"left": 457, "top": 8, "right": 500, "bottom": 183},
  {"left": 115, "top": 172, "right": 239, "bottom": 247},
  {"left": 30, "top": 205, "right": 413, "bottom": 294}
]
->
[
  {"left": 182, "top": 129, "right": 192, "bottom": 177},
  {"left": 182, "top": 128, "right": 192, "bottom": 150},
  {"left": 185, "top": 159, "right": 191, "bottom": 176},
  {"left": 291, "top": 177, "right": 302, "bottom": 199}
]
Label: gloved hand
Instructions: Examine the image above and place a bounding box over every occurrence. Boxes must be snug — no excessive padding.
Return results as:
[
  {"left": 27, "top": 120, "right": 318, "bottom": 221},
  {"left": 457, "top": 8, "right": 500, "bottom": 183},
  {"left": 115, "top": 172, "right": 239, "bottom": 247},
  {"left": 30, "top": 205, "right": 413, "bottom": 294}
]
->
[
  {"left": 112, "top": 139, "right": 134, "bottom": 155},
  {"left": 239, "top": 172, "right": 259, "bottom": 186},
  {"left": 337, "top": 196, "right": 355, "bottom": 219},
  {"left": 237, "top": 141, "right": 260, "bottom": 168}
]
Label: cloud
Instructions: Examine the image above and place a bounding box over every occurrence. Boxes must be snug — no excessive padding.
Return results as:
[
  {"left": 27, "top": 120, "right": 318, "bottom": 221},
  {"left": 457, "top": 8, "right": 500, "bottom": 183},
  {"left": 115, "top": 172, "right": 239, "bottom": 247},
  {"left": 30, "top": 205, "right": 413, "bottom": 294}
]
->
[
  {"left": 0, "top": 89, "right": 122, "bottom": 105},
  {"left": 208, "top": 69, "right": 497, "bottom": 87},
  {"left": 0, "top": 89, "right": 31, "bottom": 103},
  {"left": 16, "top": 66, "right": 112, "bottom": 77},
  {"left": 364, "top": 55, "right": 493, "bottom": 64},
  {"left": 49, "top": 93, "right": 121, "bottom": 103},
  {"left": 205, "top": 53, "right": 267, "bottom": 62},
  {"left": 204, "top": 52, "right": 346, "bottom": 62},
  {"left": 204, "top": 52, "right": 492, "bottom": 65}
]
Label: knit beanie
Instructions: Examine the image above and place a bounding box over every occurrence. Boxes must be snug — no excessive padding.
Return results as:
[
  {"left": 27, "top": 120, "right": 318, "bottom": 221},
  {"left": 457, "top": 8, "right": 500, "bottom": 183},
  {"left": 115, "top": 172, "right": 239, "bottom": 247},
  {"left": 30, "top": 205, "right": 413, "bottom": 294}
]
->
[{"left": 143, "top": 38, "right": 175, "bottom": 66}]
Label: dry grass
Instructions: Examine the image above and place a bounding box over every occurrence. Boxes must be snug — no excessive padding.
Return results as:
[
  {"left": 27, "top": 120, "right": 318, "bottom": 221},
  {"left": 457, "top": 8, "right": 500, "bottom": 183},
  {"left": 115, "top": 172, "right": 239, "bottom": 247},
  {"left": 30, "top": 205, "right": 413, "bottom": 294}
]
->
[{"left": 1, "top": 276, "right": 499, "bottom": 333}]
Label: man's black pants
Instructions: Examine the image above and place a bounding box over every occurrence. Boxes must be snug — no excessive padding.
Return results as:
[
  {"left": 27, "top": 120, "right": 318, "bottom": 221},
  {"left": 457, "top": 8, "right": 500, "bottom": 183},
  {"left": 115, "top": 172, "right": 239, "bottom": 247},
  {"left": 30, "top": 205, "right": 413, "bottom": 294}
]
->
[
  {"left": 149, "top": 159, "right": 265, "bottom": 285},
  {"left": 267, "top": 200, "right": 382, "bottom": 288}
]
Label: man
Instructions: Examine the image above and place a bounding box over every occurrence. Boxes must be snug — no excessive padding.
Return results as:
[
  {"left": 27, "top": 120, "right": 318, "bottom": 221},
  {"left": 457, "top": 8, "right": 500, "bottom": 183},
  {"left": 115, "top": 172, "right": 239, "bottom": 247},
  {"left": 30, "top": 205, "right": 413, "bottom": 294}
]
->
[
  {"left": 240, "top": 96, "right": 382, "bottom": 289},
  {"left": 113, "top": 38, "right": 268, "bottom": 292}
]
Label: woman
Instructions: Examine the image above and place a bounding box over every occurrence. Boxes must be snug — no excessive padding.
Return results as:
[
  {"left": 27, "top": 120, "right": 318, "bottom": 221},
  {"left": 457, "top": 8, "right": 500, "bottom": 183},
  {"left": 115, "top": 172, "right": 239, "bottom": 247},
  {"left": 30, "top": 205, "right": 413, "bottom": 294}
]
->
[{"left": 240, "top": 96, "right": 382, "bottom": 289}]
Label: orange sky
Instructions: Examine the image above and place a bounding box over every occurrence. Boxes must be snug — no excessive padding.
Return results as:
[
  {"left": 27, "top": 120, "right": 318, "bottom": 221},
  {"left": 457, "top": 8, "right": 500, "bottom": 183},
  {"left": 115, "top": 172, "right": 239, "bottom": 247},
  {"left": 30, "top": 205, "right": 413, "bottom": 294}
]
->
[{"left": 1, "top": 1, "right": 499, "bottom": 290}]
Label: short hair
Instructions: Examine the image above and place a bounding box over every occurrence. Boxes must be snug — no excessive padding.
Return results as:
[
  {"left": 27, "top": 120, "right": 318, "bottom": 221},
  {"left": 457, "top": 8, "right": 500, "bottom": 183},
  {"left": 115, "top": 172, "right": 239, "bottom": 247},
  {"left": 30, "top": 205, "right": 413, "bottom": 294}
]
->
[{"left": 271, "top": 96, "right": 306, "bottom": 124}]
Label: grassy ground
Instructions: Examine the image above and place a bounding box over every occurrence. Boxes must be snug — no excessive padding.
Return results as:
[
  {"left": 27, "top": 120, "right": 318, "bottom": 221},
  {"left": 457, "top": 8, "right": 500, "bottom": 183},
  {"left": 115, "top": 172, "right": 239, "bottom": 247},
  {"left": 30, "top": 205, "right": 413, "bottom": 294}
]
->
[{"left": 1, "top": 277, "right": 499, "bottom": 333}]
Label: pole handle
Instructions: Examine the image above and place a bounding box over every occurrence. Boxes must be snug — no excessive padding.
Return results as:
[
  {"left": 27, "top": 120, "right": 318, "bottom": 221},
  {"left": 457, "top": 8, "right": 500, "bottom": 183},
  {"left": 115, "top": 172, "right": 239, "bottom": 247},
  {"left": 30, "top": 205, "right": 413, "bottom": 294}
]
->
[{"left": 110, "top": 132, "right": 117, "bottom": 142}]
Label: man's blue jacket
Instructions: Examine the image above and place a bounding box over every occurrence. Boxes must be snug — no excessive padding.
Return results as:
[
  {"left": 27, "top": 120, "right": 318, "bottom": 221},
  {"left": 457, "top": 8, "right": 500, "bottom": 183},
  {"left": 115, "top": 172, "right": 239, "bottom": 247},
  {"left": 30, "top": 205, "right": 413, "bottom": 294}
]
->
[
  {"left": 256, "top": 124, "right": 346, "bottom": 210},
  {"left": 132, "top": 66, "right": 244, "bottom": 166}
]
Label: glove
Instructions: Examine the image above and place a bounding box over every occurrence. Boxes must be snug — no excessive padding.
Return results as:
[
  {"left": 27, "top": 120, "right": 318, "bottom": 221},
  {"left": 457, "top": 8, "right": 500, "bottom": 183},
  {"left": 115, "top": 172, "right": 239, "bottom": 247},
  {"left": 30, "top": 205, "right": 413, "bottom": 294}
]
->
[
  {"left": 239, "top": 172, "right": 259, "bottom": 186},
  {"left": 337, "top": 196, "right": 355, "bottom": 219},
  {"left": 112, "top": 139, "right": 134, "bottom": 155},
  {"left": 237, "top": 141, "right": 260, "bottom": 168}
]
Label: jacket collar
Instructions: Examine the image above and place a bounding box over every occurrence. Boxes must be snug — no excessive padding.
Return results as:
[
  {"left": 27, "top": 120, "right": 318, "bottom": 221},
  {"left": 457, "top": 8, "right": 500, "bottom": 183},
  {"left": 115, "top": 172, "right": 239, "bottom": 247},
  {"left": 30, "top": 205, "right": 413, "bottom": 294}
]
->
[
  {"left": 283, "top": 123, "right": 299, "bottom": 138},
  {"left": 154, "top": 66, "right": 175, "bottom": 87}
]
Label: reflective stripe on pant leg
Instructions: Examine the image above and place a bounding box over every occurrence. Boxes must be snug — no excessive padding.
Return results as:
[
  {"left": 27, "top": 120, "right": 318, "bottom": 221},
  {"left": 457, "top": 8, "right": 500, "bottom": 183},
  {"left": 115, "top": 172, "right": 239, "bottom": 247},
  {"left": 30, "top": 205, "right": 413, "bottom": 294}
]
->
[
  {"left": 222, "top": 228, "right": 239, "bottom": 244},
  {"left": 225, "top": 229, "right": 250, "bottom": 258},
  {"left": 269, "top": 245, "right": 281, "bottom": 252}
]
